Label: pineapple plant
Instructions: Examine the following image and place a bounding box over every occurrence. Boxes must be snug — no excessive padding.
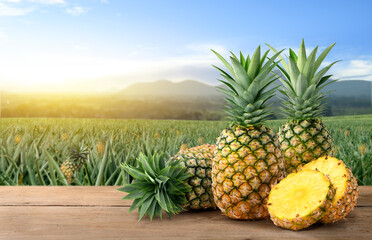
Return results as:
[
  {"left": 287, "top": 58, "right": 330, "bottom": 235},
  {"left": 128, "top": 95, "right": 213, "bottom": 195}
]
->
[
  {"left": 301, "top": 156, "right": 359, "bottom": 223},
  {"left": 14, "top": 128, "right": 23, "bottom": 144},
  {"left": 211, "top": 46, "right": 285, "bottom": 220},
  {"left": 120, "top": 144, "right": 216, "bottom": 220},
  {"left": 268, "top": 39, "right": 339, "bottom": 174},
  {"left": 14, "top": 135, "right": 22, "bottom": 144},
  {"left": 96, "top": 141, "right": 105, "bottom": 156},
  {"left": 267, "top": 169, "right": 335, "bottom": 231},
  {"left": 60, "top": 145, "right": 89, "bottom": 184}
]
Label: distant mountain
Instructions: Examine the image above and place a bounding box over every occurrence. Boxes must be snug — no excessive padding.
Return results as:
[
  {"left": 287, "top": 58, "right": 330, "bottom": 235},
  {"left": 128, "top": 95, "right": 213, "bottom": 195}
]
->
[
  {"left": 118, "top": 79, "right": 220, "bottom": 98},
  {"left": 118, "top": 79, "right": 372, "bottom": 100},
  {"left": 324, "top": 80, "right": 371, "bottom": 99}
]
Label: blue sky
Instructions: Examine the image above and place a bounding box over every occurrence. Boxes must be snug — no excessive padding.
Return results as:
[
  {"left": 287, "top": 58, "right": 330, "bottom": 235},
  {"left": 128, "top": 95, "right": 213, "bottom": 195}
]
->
[{"left": 0, "top": 0, "right": 371, "bottom": 92}]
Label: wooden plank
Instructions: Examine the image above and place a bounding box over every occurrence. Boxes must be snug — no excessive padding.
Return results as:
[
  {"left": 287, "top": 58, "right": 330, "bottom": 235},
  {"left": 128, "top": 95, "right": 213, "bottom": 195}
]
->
[
  {"left": 1, "top": 186, "right": 371, "bottom": 207},
  {"left": 0, "top": 206, "right": 371, "bottom": 240},
  {"left": 0, "top": 186, "right": 130, "bottom": 206}
]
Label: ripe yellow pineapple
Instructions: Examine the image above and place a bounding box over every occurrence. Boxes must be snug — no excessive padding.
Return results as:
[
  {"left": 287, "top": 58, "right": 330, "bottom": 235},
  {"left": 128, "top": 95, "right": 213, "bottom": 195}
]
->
[
  {"left": 60, "top": 145, "right": 89, "bottom": 184},
  {"left": 62, "top": 132, "right": 68, "bottom": 141},
  {"left": 212, "top": 46, "right": 285, "bottom": 220},
  {"left": 14, "top": 135, "right": 22, "bottom": 144},
  {"left": 170, "top": 144, "right": 216, "bottom": 210},
  {"left": 154, "top": 132, "right": 160, "bottom": 139},
  {"left": 268, "top": 170, "right": 335, "bottom": 231},
  {"left": 301, "top": 156, "right": 359, "bottom": 223},
  {"left": 96, "top": 141, "right": 105, "bottom": 156},
  {"left": 268, "top": 40, "right": 338, "bottom": 174}
]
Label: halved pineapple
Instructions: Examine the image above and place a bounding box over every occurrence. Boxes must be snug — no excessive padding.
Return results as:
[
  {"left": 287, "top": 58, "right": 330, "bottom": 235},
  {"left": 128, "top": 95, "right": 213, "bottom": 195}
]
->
[
  {"left": 301, "top": 156, "right": 359, "bottom": 223},
  {"left": 268, "top": 170, "right": 335, "bottom": 231}
]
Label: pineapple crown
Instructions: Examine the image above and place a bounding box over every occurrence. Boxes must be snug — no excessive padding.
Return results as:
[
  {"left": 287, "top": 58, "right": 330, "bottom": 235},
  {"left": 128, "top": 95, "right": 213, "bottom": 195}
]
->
[
  {"left": 212, "top": 46, "right": 283, "bottom": 127},
  {"left": 69, "top": 144, "right": 89, "bottom": 163},
  {"left": 118, "top": 153, "right": 191, "bottom": 221},
  {"left": 267, "top": 39, "right": 340, "bottom": 120}
]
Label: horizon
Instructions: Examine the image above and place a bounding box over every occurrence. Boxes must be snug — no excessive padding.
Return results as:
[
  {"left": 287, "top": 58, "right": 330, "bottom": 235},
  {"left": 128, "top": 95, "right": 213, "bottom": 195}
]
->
[
  {"left": 0, "top": 0, "right": 372, "bottom": 92},
  {"left": 0, "top": 78, "right": 372, "bottom": 94}
]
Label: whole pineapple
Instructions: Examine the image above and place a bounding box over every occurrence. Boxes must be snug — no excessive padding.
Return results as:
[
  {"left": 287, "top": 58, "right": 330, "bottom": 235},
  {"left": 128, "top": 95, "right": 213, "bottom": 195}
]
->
[
  {"left": 268, "top": 39, "right": 339, "bottom": 174},
  {"left": 60, "top": 145, "right": 89, "bottom": 184},
  {"left": 170, "top": 144, "right": 216, "bottom": 210},
  {"left": 212, "top": 46, "right": 285, "bottom": 220},
  {"left": 120, "top": 145, "right": 216, "bottom": 220}
]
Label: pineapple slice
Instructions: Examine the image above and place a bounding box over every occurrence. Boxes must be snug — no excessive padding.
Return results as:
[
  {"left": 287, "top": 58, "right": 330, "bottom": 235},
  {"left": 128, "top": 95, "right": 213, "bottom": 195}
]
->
[
  {"left": 301, "top": 156, "right": 359, "bottom": 223},
  {"left": 268, "top": 170, "right": 335, "bottom": 231}
]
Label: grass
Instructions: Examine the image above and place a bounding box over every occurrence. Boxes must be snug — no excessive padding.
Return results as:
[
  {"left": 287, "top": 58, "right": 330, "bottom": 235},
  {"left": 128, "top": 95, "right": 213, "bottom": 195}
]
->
[{"left": 0, "top": 114, "right": 371, "bottom": 185}]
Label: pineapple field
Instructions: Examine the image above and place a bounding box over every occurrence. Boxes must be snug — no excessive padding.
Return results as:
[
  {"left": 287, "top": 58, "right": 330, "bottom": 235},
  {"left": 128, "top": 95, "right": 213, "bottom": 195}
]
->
[{"left": 0, "top": 114, "right": 371, "bottom": 186}]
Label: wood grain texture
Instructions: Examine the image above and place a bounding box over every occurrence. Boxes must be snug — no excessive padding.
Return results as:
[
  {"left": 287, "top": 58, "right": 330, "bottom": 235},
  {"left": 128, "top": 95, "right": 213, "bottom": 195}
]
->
[{"left": 0, "top": 186, "right": 371, "bottom": 240}]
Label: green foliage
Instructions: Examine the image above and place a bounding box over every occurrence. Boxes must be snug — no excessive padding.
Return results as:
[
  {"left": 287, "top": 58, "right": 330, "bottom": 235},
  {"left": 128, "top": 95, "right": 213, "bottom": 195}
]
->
[
  {"left": 0, "top": 118, "right": 227, "bottom": 186},
  {"left": 0, "top": 116, "right": 371, "bottom": 185},
  {"left": 267, "top": 39, "right": 339, "bottom": 120},
  {"left": 212, "top": 46, "right": 283, "bottom": 126},
  {"left": 119, "top": 153, "right": 191, "bottom": 220}
]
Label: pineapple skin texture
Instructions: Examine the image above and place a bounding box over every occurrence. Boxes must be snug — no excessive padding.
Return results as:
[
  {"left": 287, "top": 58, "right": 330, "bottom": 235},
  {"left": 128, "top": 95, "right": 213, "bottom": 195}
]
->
[
  {"left": 212, "top": 125, "right": 285, "bottom": 220},
  {"left": 278, "top": 119, "right": 333, "bottom": 174},
  {"left": 60, "top": 159, "right": 82, "bottom": 184},
  {"left": 269, "top": 181, "right": 336, "bottom": 231},
  {"left": 171, "top": 144, "right": 216, "bottom": 210}
]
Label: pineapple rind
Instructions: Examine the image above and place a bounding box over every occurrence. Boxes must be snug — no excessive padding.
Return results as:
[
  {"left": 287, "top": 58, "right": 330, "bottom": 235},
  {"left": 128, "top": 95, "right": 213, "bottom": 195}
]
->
[
  {"left": 212, "top": 125, "right": 285, "bottom": 220},
  {"left": 268, "top": 170, "right": 335, "bottom": 231},
  {"left": 171, "top": 144, "right": 216, "bottom": 210},
  {"left": 278, "top": 119, "right": 333, "bottom": 174},
  {"left": 301, "top": 156, "right": 359, "bottom": 223}
]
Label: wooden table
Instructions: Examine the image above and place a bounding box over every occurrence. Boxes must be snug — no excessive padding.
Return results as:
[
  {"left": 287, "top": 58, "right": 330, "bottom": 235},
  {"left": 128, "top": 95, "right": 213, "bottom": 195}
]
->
[{"left": 0, "top": 186, "right": 371, "bottom": 240}]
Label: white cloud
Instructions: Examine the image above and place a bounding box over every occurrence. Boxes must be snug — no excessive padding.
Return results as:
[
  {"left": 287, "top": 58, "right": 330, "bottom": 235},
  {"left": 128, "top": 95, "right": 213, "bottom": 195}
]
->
[
  {"left": 66, "top": 6, "right": 88, "bottom": 16},
  {"left": 29, "top": 0, "right": 65, "bottom": 4},
  {"left": 0, "top": 0, "right": 21, "bottom": 3},
  {"left": 100, "top": 0, "right": 109, "bottom": 3},
  {"left": 0, "top": 3, "right": 33, "bottom": 16},
  {"left": 332, "top": 59, "right": 372, "bottom": 81}
]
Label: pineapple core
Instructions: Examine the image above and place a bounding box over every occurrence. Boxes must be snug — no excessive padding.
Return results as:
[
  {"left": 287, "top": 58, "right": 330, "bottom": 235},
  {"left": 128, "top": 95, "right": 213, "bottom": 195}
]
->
[
  {"left": 301, "top": 156, "right": 348, "bottom": 204},
  {"left": 268, "top": 170, "right": 330, "bottom": 219}
]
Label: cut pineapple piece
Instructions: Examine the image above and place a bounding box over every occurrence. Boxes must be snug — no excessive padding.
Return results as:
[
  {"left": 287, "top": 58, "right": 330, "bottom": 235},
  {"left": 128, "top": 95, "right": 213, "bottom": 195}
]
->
[
  {"left": 268, "top": 170, "right": 335, "bottom": 231},
  {"left": 301, "top": 156, "right": 359, "bottom": 223}
]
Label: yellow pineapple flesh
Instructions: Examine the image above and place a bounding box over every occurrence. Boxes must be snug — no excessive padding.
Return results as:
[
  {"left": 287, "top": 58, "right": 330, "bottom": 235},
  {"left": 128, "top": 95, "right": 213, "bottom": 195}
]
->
[
  {"left": 301, "top": 156, "right": 358, "bottom": 223},
  {"left": 268, "top": 170, "right": 335, "bottom": 231}
]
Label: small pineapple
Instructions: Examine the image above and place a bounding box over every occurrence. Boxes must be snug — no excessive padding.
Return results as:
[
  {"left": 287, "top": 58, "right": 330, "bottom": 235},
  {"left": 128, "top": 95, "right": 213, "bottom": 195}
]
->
[
  {"left": 268, "top": 170, "right": 335, "bottom": 231},
  {"left": 96, "top": 141, "right": 105, "bottom": 156},
  {"left": 300, "top": 156, "right": 359, "bottom": 223},
  {"left": 170, "top": 144, "right": 216, "bottom": 210},
  {"left": 212, "top": 46, "right": 285, "bottom": 220},
  {"left": 60, "top": 145, "right": 89, "bottom": 184},
  {"left": 14, "top": 135, "right": 22, "bottom": 144},
  {"left": 154, "top": 132, "right": 160, "bottom": 139},
  {"left": 268, "top": 39, "right": 339, "bottom": 174},
  {"left": 14, "top": 128, "right": 23, "bottom": 144},
  {"left": 119, "top": 148, "right": 215, "bottom": 220},
  {"left": 62, "top": 132, "right": 68, "bottom": 141}
]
